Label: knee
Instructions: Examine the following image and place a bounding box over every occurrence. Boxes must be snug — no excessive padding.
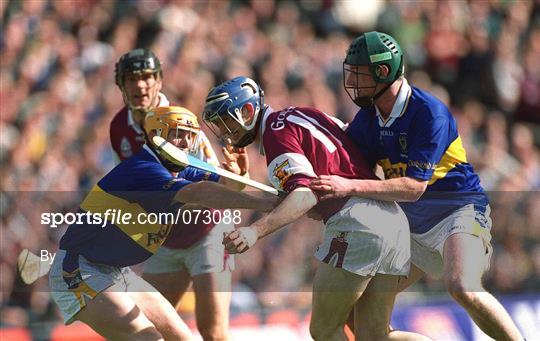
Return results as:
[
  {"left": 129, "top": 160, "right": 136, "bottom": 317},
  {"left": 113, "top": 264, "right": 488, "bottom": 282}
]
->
[
  {"left": 130, "top": 327, "right": 163, "bottom": 341},
  {"left": 198, "top": 323, "right": 229, "bottom": 341},
  {"left": 159, "top": 322, "right": 192, "bottom": 340},
  {"left": 199, "top": 330, "right": 229, "bottom": 341},
  {"left": 445, "top": 277, "right": 482, "bottom": 305},
  {"left": 309, "top": 321, "right": 343, "bottom": 341},
  {"left": 309, "top": 323, "right": 326, "bottom": 341}
]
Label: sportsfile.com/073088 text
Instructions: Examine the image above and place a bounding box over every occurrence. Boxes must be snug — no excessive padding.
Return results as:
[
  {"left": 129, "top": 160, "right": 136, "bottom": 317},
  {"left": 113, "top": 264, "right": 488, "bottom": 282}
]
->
[{"left": 40, "top": 209, "right": 243, "bottom": 228}]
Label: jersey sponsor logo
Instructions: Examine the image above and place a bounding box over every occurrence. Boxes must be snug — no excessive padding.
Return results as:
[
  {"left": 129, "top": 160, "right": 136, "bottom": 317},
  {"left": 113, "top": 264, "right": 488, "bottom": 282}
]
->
[
  {"left": 272, "top": 159, "right": 292, "bottom": 189},
  {"left": 378, "top": 159, "right": 407, "bottom": 179},
  {"left": 147, "top": 224, "right": 172, "bottom": 247},
  {"left": 120, "top": 137, "right": 133, "bottom": 158},
  {"left": 408, "top": 160, "right": 437, "bottom": 170},
  {"left": 380, "top": 130, "right": 394, "bottom": 137}
]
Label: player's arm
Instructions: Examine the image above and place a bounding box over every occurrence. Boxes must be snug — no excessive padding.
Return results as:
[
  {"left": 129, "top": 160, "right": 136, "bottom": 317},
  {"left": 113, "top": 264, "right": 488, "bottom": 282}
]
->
[
  {"left": 310, "top": 175, "right": 427, "bottom": 202},
  {"left": 223, "top": 187, "right": 318, "bottom": 254},
  {"left": 223, "top": 116, "right": 320, "bottom": 253},
  {"left": 175, "top": 181, "right": 278, "bottom": 212},
  {"left": 312, "top": 111, "right": 448, "bottom": 202}
]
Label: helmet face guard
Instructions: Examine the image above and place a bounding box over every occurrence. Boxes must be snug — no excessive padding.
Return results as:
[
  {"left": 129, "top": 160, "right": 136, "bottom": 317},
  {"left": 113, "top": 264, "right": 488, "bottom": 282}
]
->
[
  {"left": 343, "top": 31, "right": 404, "bottom": 108},
  {"left": 202, "top": 77, "right": 264, "bottom": 148},
  {"left": 115, "top": 48, "right": 163, "bottom": 111},
  {"left": 144, "top": 106, "right": 202, "bottom": 170},
  {"left": 343, "top": 63, "right": 379, "bottom": 108}
]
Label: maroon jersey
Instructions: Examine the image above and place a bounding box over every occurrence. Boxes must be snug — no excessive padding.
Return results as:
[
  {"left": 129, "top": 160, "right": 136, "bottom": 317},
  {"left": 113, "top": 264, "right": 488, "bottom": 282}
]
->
[
  {"left": 109, "top": 106, "right": 146, "bottom": 161},
  {"left": 109, "top": 95, "right": 216, "bottom": 249},
  {"left": 262, "top": 107, "right": 378, "bottom": 221}
]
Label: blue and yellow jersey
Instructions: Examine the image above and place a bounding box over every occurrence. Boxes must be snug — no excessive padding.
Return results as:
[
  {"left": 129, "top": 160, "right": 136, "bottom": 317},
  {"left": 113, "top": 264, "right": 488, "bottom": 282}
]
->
[
  {"left": 346, "top": 79, "right": 488, "bottom": 234},
  {"left": 59, "top": 145, "right": 219, "bottom": 267}
]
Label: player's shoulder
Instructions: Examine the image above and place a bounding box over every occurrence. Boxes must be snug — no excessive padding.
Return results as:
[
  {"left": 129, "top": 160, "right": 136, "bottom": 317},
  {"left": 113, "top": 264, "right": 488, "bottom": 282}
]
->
[
  {"left": 110, "top": 106, "right": 129, "bottom": 130},
  {"left": 263, "top": 106, "right": 296, "bottom": 133},
  {"left": 410, "top": 86, "right": 451, "bottom": 121},
  {"left": 265, "top": 106, "right": 329, "bottom": 126},
  {"left": 107, "top": 148, "right": 167, "bottom": 185},
  {"left": 348, "top": 106, "right": 377, "bottom": 131}
]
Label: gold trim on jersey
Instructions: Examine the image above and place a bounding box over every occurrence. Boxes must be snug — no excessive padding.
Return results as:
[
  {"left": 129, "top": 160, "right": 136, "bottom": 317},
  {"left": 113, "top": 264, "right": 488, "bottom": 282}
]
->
[
  {"left": 80, "top": 185, "right": 172, "bottom": 254},
  {"left": 428, "top": 136, "right": 467, "bottom": 185}
]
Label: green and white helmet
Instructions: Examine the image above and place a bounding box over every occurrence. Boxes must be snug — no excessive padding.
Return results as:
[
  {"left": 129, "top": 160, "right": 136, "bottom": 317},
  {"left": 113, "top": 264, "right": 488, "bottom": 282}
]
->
[{"left": 343, "top": 31, "right": 404, "bottom": 107}]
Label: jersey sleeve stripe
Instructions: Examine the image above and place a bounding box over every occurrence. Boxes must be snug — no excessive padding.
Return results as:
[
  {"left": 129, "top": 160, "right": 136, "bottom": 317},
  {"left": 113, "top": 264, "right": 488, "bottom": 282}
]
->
[
  {"left": 286, "top": 115, "right": 337, "bottom": 153},
  {"left": 293, "top": 110, "right": 343, "bottom": 146},
  {"left": 428, "top": 136, "right": 468, "bottom": 185}
]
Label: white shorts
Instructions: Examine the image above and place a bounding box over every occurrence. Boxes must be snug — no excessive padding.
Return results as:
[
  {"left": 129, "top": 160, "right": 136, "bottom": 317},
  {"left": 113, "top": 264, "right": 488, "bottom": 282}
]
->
[
  {"left": 49, "top": 250, "right": 144, "bottom": 324},
  {"left": 411, "top": 204, "right": 493, "bottom": 279},
  {"left": 314, "top": 197, "right": 410, "bottom": 277},
  {"left": 142, "top": 221, "right": 235, "bottom": 276}
]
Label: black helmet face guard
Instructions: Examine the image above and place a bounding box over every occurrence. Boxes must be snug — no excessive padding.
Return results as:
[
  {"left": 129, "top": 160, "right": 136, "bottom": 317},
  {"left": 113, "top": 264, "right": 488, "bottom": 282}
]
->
[
  {"left": 122, "top": 72, "right": 162, "bottom": 112},
  {"left": 343, "top": 63, "right": 378, "bottom": 108},
  {"left": 115, "top": 49, "right": 162, "bottom": 111}
]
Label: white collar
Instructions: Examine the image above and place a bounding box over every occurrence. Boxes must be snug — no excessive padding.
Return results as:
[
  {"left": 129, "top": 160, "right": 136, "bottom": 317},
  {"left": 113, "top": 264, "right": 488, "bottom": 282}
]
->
[
  {"left": 375, "top": 78, "right": 411, "bottom": 128},
  {"left": 127, "top": 93, "right": 170, "bottom": 133}
]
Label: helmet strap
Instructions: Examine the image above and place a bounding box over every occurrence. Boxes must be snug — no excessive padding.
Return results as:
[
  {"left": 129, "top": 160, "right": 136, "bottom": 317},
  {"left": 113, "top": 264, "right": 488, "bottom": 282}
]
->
[
  {"left": 352, "top": 79, "right": 395, "bottom": 108},
  {"left": 234, "top": 105, "right": 265, "bottom": 147},
  {"left": 372, "top": 80, "right": 394, "bottom": 102}
]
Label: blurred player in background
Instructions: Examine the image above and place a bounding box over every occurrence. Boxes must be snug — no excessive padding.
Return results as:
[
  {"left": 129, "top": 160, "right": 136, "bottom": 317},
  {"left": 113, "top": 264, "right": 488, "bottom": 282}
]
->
[
  {"left": 202, "top": 77, "right": 430, "bottom": 341},
  {"left": 310, "top": 31, "right": 523, "bottom": 340},
  {"left": 111, "top": 48, "right": 218, "bottom": 165},
  {"left": 49, "top": 106, "right": 277, "bottom": 340},
  {"left": 113, "top": 49, "right": 240, "bottom": 340}
]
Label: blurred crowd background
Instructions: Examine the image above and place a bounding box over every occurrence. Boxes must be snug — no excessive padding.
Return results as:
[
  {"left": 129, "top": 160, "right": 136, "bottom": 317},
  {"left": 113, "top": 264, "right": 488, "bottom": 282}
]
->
[{"left": 1, "top": 0, "right": 539, "bottom": 332}]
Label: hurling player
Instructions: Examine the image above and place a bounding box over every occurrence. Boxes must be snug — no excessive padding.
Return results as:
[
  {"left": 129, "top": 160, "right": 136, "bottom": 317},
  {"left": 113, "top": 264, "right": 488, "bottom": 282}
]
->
[
  {"left": 112, "top": 49, "right": 240, "bottom": 340},
  {"left": 49, "top": 106, "right": 277, "bottom": 340},
  {"left": 202, "top": 77, "right": 429, "bottom": 340},
  {"left": 310, "top": 31, "right": 523, "bottom": 340}
]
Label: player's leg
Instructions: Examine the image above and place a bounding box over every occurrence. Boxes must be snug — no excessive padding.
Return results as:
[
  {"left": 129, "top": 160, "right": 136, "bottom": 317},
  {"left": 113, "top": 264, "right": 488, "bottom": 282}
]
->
[
  {"left": 75, "top": 289, "right": 163, "bottom": 340},
  {"left": 187, "top": 222, "right": 234, "bottom": 340},
  {"left": 142, "top": 246, "right": 192, "bottom": 309},
  {"left": 310, "top": 262, "right": 371, "bottom": 341},
  {"left": 354, "top": 274, "right": 432, "bottom": 340},
  {"left": 127, "top": 273, "right": 193, "bottom": 340},
  {"left": 192, "top": 271, "right": 232, "bottom": 341},
  {"left": 142, "top": 269, "right": 192, "bottom": 309},
  {"left": 396, "top": 264, "right": 426, "bottom": 292},
  {"left": 325, "top": 198, "right": 414, "bottom": 340},
  {"left": 50, "top": 251, "right": 163, "bottom": 340},
  {"left": 346, "top": 261, "right": 425, "bottom": 333},
  {"left": 443, "top": 232, "right": 522, "bottom": 340}
]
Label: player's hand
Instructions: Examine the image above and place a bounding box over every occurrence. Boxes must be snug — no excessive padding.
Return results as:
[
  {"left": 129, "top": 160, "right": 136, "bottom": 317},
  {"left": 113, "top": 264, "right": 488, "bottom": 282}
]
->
[
  {"left": 309, "top": 175, "right": 352, "bottom": 200},
  {"left": 223, "top": 226, "right": 258, "bottom": 254},
  {"left": 221, "top": 145, "right": 249, "bottom": 176}
]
